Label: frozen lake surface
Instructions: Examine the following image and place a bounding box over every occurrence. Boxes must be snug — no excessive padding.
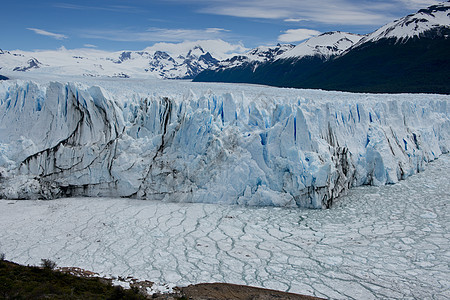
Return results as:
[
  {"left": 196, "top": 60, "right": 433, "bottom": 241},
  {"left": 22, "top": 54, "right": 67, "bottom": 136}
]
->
[{"left": 0, "top": 154, "right": 449, "bottom": 299}]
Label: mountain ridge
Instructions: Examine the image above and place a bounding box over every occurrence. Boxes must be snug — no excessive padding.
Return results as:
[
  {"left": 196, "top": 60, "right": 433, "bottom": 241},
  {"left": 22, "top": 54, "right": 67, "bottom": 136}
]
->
[
  {"left": 0, "top": 40, "right": 246, "bottom": 80},
  {"left": 194, "top": 1, "right": 450, "bottom": 94},
  {"left": 1, "top": 1, "right": 449, "bottom": 93}
]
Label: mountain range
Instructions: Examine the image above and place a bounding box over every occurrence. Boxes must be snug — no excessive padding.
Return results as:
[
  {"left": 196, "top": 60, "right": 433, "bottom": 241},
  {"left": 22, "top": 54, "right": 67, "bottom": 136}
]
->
[
  {"left": 0, "top": 40, "right": 244, "bottom": 80},
  {"left": 1, "top": 1, "right": 449, "bottom": 93},
  {"left": 194, "top": 1, "right": 450, "bottom": 94}
]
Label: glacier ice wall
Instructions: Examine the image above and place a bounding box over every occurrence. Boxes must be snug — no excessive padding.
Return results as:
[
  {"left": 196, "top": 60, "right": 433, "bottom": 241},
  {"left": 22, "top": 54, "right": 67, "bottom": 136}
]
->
[{"left": 0, "top": 80, "right": 448, "bottom": 208}]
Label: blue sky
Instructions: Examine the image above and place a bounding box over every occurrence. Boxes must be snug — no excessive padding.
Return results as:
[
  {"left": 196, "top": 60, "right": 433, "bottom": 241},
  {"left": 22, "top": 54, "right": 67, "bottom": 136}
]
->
[{"left": 0, "top": 0, "right": 442, "bottom": 51}]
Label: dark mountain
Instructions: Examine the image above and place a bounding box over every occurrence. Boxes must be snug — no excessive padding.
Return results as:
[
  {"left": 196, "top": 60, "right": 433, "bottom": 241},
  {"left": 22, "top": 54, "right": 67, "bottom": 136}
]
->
[
  {"left": 194, "top": 2, "right": 450, "bottom": 94},
  {"left": 195, "top": 32, "right": 361, "bottom": 86},
  {"left": 296, "top": 30, "right": 450, "bottom": 94}
]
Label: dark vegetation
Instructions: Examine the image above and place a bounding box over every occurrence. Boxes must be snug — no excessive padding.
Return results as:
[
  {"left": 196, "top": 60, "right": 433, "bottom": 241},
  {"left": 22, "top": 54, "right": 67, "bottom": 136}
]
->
[
  {"left": 0, "top": 258, "right": 146, "bottom": 299},
  {"left": 0, "top": 257, "right": 323, "bottom": 299},
  {"left": 194, "top": 56, "right": 325, "bottom": 88},
  {"left": 41, "top": 258, "right": 58, "bottom": 270},
  {"left": 194, "top": 32, "right": 450, "bottom": 94}
]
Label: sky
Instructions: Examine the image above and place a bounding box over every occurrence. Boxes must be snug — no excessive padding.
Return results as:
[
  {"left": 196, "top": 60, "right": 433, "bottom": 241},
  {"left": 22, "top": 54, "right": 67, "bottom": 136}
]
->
[{"left": 0, "top": 0, "right": 443, "bottom": 52}]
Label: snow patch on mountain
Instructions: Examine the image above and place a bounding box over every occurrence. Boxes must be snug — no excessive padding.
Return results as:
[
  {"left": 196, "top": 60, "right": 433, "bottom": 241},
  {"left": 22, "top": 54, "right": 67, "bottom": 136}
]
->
[
  {"left": 212, "top": 44, "right": 295, "bottom": 70},
  {"left": 0, "top": 79, "right": 448, "bottom": 208},
  {"left": 205, "top": 32, "right": 362, "bottom": 73},
  {"left": 144, "top": 39, "right": 247, "bottom": 61},
  {"left": 279, "top": 31, "right": 363, "bottom": 59}
]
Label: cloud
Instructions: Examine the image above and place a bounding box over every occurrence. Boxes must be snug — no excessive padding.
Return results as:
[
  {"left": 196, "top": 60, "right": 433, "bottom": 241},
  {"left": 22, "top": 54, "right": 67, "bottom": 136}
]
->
[
  {"left": 278, "top": 28, "right": 321, "bottom": 43},
  {"left": 189, "top": 0, "right": 443, "bottom": 25},
  {"left": 80, "top": 27, "right": 231, "bottom": 42},
  {"left": 200, "top": 5, "right": 291, "bottom": 19},
  {"left": 195, "top": 0, "right": 394, "bottom": 25},
  {"left": 284, "top": 18, "right": 309, "bottom": 22},
  {"left": 83, "top": 44, "right": 98, "bottom": 48},
  {"left": 27, "top": 28, "right": 68, "bottom": 40},
  {"left": 397, "top": 0, "right": 441, "bottom": 8},
  {"left": 54, "top": 3, "right": 143, "bottom": 13}
]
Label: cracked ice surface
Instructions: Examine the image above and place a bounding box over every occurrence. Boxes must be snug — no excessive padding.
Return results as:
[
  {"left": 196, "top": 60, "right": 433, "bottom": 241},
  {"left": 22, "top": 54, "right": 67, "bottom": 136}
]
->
[{"left": 1, "top": 154, "right": 449, "bottom": 299}]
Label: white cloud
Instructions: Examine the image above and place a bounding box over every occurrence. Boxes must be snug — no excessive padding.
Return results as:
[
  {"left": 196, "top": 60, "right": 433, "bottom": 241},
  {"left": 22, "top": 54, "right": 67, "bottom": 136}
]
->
[
  {"left": 195, "top": 0, "right": 393, "bottom": 25},
  {"left": 284, "top": 18, "right": 309, "bottom": 22},
  {"left": 205, "top": 28, "right": 230, "bottom": 33},
  {"left": 278, "top": 28, "right": 321, "bottom": 43},
  {"left": 163, "top": 0, "right": 442, "bottom": 26},
  {"left": 397, "top": 0, "right": 441, "bottom": 8},
  {"left": 27, "top": 28, "right": 68, "bottom": 40},
  {"left": 54, "top": 3, "right": 143, "bottom": 13},
  {"left": 83, "top": 44, "right": 98, "bottom": 48},
  {"left": 80, "top": 27, "right": 231, "bottom": 43},
  {"left": 200, "top": 5, "right": 291, "bottom": 19}
]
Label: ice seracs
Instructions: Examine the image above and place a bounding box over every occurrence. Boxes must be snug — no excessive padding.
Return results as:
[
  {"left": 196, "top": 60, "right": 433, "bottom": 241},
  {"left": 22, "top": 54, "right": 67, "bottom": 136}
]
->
[{"left": 0, "top": 79, "right": 448, "bottom": 208}]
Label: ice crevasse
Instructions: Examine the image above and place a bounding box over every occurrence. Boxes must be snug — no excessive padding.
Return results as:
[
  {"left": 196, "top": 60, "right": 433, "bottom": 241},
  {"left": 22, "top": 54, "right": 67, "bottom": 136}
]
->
[{"left": 0, "top": 80, "right": 448, "bottom": 208}]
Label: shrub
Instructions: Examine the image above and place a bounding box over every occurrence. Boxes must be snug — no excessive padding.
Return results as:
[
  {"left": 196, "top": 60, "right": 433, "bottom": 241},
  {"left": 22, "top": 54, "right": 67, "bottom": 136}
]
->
[
  {"left": 40, "top": 259, "right": 57, "bottom": 270},
  {"left": 0, "top": 253, "right": 5, "bottom": 261}
]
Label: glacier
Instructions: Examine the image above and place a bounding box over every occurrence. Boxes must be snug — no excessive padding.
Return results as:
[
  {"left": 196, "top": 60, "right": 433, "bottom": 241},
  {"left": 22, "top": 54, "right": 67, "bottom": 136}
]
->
[{"left": 0, "top": 79, "right": 448, "bottom": 208}]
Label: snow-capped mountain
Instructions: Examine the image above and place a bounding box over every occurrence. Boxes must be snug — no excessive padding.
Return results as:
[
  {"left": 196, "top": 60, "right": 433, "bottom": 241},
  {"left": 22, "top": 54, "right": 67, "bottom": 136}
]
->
[
  {"left": 296, "top": 0, "right": 450, "bottom": 93},
  {"left": 195, "top": 2, "right": 450, "bottom": 94},
  {"left": 212, "top": 44, "right": 295, "bottom": 70},
  {"left": 356, "top": 1, "right": 450, "bottom": 45},
  {"left": 194, "top": 31, "right": 362, "bottom": 86},
  {"left": 211, "top": 32, "right": 361, "bottom": 71},
  {"left": 128, "top": 46, "right": 220, "bottom": 79},
  {"left": 0, "top": 40, "right": 245, "bottom": 79},
  {"left": 280, "top": 31, "right": 362, "bottom": 60}
]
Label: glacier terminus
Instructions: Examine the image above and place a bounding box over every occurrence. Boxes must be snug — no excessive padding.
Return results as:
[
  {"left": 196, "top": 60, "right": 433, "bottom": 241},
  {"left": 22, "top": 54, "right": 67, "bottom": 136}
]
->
[{"left": 0, "top": 77, "right": 448, "bottom": 208}]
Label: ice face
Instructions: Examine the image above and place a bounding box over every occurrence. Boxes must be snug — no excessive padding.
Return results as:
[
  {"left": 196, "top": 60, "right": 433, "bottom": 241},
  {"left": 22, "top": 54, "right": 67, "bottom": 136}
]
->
[{"left": 0, "top": 79, "right": 449, "bottom": 208}]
